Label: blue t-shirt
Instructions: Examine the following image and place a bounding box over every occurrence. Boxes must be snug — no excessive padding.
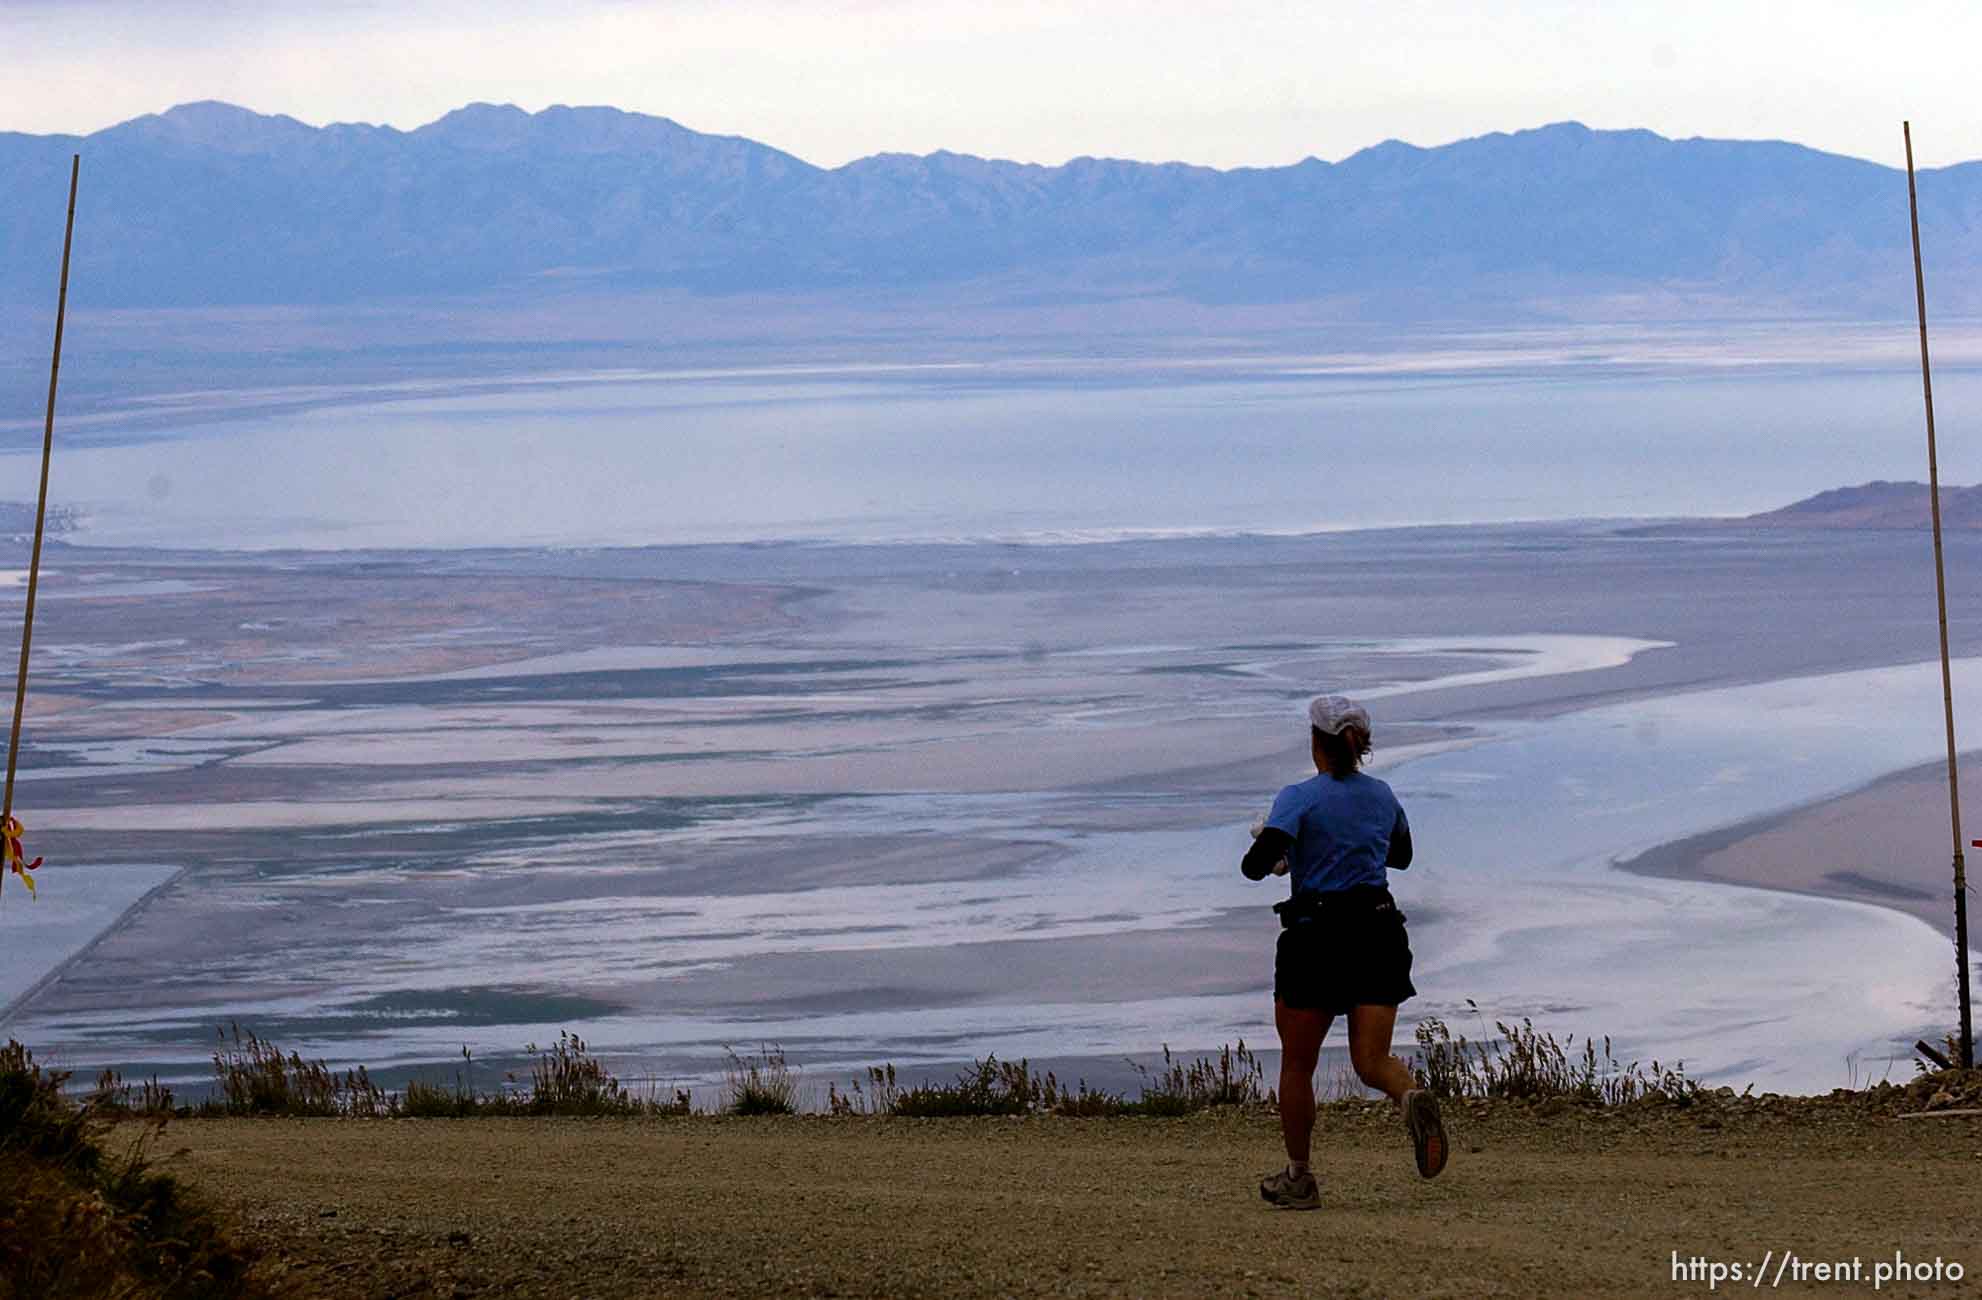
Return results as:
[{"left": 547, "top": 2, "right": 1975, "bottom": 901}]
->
[{"left": 1266, "top": 771, "right": 1410, "bottom": 895}]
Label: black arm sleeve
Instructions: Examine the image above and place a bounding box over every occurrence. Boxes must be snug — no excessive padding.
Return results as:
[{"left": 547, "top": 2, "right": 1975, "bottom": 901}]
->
[
  {"left": 1242, "top": 828, "right": 1294, "bottom": 881},
  {"left": 1386, "top": 807, "right": 1413, "bottom": 870}
]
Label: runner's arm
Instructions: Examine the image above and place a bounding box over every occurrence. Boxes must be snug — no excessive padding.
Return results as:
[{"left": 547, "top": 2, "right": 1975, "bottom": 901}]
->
[
  {"left": 1242, "top": 828, "right": 1294, "bottom": 881},
  {"left": 1386, "top": 808, "right": 1413, "bottom": 870}
]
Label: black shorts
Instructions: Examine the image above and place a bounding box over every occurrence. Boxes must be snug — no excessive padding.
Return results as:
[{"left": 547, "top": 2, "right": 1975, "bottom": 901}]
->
[{"left": 1273, "top": 887, "right": 1417, "bottom": 1014}]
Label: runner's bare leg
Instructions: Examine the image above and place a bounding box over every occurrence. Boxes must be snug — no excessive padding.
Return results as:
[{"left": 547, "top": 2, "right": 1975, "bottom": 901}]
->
[
  {"left": 1275, "top": 998, "right": 1331, "bottom": 1164},
  {"left": 1346, "top": 1003, "right": 1416, "bottom": 1102}
]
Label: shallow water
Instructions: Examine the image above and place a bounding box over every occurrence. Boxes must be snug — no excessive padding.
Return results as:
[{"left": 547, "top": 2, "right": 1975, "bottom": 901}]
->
[
  {"left": 7, "top": 627, "right": 1967, "bottom": 1095},
  {"left": 17, "top": 359, "right": 1982, "bottom": 549}
]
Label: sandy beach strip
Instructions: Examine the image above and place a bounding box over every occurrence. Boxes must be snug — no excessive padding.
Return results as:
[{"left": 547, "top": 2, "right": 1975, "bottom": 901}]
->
[{"left": 1619, "top": 754, "right": 1982, "bottom": 944}]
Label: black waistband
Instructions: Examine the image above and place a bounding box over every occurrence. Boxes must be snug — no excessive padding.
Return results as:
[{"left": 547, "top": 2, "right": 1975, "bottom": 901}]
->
[{"left": 1274, "top": 885, "right": 1398, "bottom": 927}]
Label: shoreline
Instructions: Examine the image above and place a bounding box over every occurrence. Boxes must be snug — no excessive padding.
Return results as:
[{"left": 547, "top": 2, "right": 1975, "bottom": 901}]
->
[
  {"left": 0, "top": 863, "right": 186, "bottom": 1030},
  {"left": 1617, "top": 753, "right": 1982, "bottom": 947}
]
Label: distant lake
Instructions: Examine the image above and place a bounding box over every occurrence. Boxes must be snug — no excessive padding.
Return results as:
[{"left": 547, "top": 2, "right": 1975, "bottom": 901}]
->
[{"left": 12, "top": 353, "right": 1982, "bottom": 549}]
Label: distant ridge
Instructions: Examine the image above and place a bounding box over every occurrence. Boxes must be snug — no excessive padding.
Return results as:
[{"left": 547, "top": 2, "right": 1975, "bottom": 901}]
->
[
  {"left": 1747, "top": 481, "right": 1982, "bottom": 529},
  {"left": 3, "top": 101, "right": 1980, "bottom": 312}
]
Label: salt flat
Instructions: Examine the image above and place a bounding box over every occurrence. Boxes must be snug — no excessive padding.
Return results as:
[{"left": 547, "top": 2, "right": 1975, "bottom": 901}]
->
[{"left": 1, "top": 521, "right": 1977, "bottom": 1097}]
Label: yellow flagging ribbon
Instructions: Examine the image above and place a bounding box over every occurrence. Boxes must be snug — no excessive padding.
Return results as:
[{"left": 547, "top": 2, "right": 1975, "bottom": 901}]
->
[{"left": 2, "top": 815, "right": 42, "bottom": 898}]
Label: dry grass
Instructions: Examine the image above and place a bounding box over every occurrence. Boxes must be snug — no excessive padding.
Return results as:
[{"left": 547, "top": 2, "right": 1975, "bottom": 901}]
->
[
  {"left": 91, "top": 1066, "right": 178, "bottom": 1119},
  {"left": 1411, "top": 1002, "right": 1698, "bottom": 1105},
  {"left": 523, "top": 1032, "right": 689, "bottom": 1116},
  {"left": 1132, "top": 1041, "right": 1270, "bottom": 1114},
  {"left": 203, "top": 1027, "right": 687, "bottom": 1119},
  {"left": 827, "top": 1043, "right": 1272, "bottom": 1118},
  {"left": 0, "top": 1040, "right": 271, "bottom": 1299},
  {"left": 724, "top": 1045, "right": 800, "bottom": 1115},
  {"left": 203, "top": 1024, "right": 392, "bottom": 1118},
  {"left": 191, "top": 1009, "right": 1714, "bottom": 1124}
]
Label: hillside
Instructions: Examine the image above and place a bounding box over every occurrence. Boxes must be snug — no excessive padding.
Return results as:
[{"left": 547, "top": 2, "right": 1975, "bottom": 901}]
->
[
  {"left": 0, "top": 102, "right": 1970, "bottom": 315},
  {"left": 1748, "top": 480, "right": 1982, "bottom": 529}
]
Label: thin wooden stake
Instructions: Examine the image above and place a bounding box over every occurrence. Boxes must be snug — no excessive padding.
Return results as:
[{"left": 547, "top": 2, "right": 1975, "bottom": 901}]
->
[
  {"left": 1904, "top": 122, "right": 1975, "bottom": 1072},
  {"left": 2, "top": 155, "right": 78, "bottom": 839}
]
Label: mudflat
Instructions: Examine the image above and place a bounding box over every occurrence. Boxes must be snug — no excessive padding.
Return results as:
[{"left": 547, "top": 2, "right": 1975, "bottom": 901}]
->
[
  {"left": 1622, "top": 752, "right": 1982, "bottom": 941},
  {"left": 166, "top": 1101, "right": 1979, "bottom": 1298}
]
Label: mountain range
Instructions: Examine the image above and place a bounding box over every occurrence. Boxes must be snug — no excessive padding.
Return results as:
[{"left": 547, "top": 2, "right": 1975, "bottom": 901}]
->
[{"left": 0, "top": 101, "right": 1977, "bottom": 315}]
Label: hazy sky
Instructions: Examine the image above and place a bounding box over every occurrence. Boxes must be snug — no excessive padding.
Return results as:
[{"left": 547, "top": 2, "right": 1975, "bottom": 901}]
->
[{"left": 5, "top": 0, "right": 1981, "bottom": 169}]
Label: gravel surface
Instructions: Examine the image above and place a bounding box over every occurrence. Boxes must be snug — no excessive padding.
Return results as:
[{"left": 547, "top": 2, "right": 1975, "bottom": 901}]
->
[{"left": 162, "top": 1096, "right": 1982, "bottom": 1298}]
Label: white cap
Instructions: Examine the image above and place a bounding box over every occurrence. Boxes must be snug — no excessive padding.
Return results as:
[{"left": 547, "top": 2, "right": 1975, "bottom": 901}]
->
[{"left": 1308, "top": 694, "right": 1371, "bottom": 735}]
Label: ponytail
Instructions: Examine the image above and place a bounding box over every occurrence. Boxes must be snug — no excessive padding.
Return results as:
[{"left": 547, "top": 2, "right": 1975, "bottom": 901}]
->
[{"left": 1313, "top": 724, "right": 1371, "bottom": 779}]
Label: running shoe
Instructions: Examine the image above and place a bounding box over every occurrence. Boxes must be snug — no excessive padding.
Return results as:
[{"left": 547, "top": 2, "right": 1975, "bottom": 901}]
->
[
  {"left": 1403, "top": 1089, "right": 1448, "bottom": 1179},
  {"left": 1258, "top": 1166, "right": 1321, "bottom": 1210}
]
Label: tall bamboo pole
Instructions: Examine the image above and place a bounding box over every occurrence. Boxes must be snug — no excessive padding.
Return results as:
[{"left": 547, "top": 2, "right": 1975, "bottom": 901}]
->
[
  {"left": 2, "top": 155, "right": 78, "bottom": 838},
  {"left": 1904, "top": 122, "right": 1974, "bottom": 1071}
]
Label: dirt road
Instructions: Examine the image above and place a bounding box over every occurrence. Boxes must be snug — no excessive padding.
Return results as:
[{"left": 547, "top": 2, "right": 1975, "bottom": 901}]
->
[{"left": 165, "top": 1099, "right": 1979, "bottom": 1298}]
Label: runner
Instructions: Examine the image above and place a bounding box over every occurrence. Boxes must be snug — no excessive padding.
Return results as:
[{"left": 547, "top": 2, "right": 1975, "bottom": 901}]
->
[{"left": 1242, "top": 694, "right": 1446, "bottom": 1209}]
